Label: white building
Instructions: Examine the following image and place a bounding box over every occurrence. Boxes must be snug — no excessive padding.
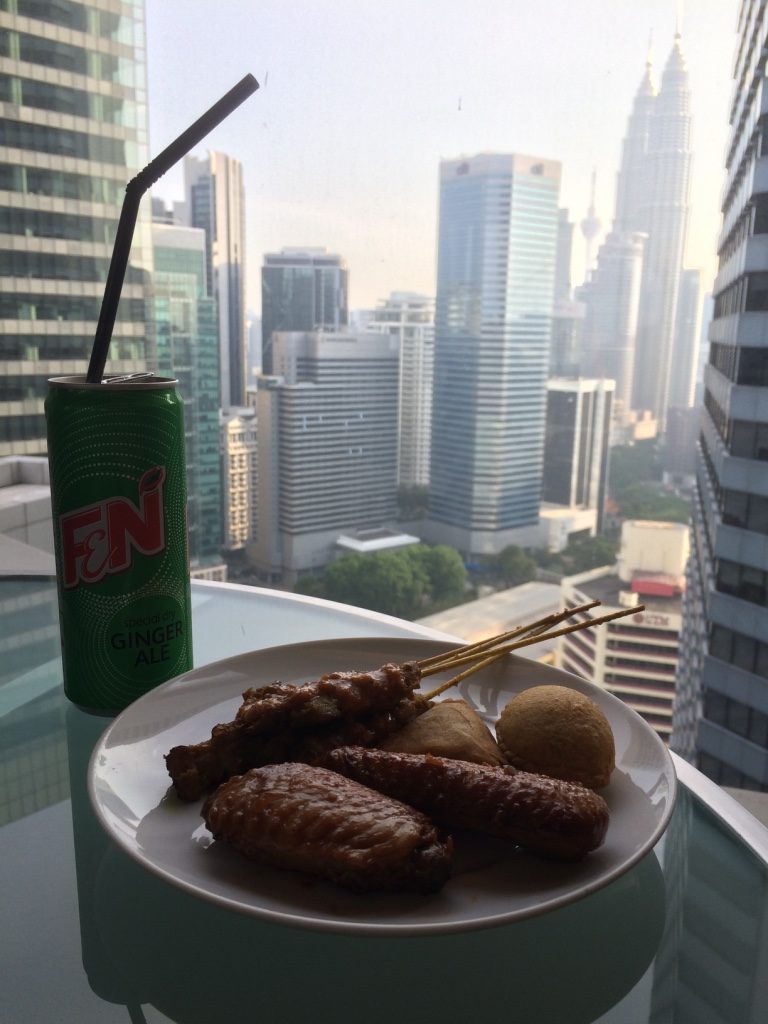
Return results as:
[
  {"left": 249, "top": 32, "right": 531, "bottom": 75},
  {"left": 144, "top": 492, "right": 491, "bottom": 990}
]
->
[
  {"left": 367, "top": 292, "right": 434, "bottom": 489},
  {"left": 558, "top": 520, "right": 689, "bottom": 742},
  {"left": 252, "top": 331, "right": 400, "bottom": 584},
  {"left": 220, "top": 407, "right": 257, "bottom": 551}
]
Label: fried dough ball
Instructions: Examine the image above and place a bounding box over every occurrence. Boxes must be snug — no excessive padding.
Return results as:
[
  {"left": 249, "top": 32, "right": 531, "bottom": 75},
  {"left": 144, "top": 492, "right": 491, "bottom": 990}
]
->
[{"left": 495, "top": 685, "right": 615, "bottom": 789}]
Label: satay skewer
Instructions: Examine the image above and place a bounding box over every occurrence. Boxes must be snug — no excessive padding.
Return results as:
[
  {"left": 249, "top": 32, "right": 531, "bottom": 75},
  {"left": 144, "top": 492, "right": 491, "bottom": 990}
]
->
[
  {"left": 415, "top": 601, "right": 601, "bottom": 674},
  {"left": 422, "top": 604, "right": 646, "bottom": 700}
]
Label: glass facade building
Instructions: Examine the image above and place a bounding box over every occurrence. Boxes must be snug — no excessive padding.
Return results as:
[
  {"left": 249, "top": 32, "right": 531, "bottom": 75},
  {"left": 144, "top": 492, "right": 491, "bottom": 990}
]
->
[
  {"left": 427, "top": 153, "right": 560, "bottom": 555},
  {"left": 0, "top": 0, "right": 153, "bottom": 456},
  {"left": 672, "top": 0, "right": 768, "bottom": 791},
  {"left": 183, "top": 151, "right": 246, "bottom": 410},
  {"left": 260, "top": 248, "right": 348, "bottom": 376},
  {"left": 152, "top": 221, "right": 222, "bottom": 569}
]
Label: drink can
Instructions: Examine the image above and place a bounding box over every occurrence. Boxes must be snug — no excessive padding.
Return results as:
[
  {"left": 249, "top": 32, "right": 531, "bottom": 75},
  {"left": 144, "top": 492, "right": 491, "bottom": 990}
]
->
[{"left": 45, "top": 375, "right": 193, "bottom": 712}]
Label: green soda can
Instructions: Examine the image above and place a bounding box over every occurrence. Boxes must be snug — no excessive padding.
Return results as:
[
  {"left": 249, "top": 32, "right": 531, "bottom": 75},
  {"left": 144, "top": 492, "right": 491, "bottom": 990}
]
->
[{"left": 45, "top": 375, "right": 193, "bottom": 712}]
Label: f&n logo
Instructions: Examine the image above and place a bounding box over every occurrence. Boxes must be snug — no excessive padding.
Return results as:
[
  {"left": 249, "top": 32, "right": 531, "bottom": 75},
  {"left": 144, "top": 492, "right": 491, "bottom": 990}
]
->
[{"left": 59, "top": 466, "right": 166, "bottom": 588}]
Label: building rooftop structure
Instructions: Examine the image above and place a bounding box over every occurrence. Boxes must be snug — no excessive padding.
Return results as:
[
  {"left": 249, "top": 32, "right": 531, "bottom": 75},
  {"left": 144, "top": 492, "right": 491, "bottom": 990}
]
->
[{"left": 417, "top": 581, "right": 562, "bottom": 658}]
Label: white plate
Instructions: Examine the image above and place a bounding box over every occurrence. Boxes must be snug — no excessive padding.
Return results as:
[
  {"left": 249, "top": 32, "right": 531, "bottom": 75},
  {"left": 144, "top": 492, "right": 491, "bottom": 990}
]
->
[{"left": 88, "top": 636, "right": 676, "bottom": 936}]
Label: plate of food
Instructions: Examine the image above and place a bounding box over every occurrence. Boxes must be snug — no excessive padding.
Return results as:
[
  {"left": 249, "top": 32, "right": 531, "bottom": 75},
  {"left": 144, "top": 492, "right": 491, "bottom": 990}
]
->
[{"left": 88, "top": 609, "right": 676, "bottom": 935}]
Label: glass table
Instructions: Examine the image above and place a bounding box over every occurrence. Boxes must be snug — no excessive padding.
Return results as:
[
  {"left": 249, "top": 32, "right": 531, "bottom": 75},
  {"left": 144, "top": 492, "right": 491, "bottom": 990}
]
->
[{"left": 2, "top": 575, "right": 767, "bottom": 1024}]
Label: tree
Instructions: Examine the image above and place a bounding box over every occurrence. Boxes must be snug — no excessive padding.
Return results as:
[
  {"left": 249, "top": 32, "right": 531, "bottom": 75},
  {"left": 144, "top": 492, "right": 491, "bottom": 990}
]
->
[
  {"left": 322, "top": 550, "right": 427, "bottom": 618},
  {"left": 615, "top": 483, "right": 690, "bottom": 524},
  {"left": 496, "top": 545, "right": 537, "bottom": 586},
  {"left": 410, "top": 545, "right": 467, "bottom": 607},
  {"left": 562, "top": 534, "right": 619, "bottom": 572}
]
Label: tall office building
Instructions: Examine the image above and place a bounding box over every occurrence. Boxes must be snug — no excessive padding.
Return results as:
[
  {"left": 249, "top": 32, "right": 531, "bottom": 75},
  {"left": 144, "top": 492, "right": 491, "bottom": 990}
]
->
[
  {"left": 542, "top": 378, "right": 614, "bottom": 528},
  {"left": 427, "top": 153, "right": 561, "bottom": 555},
  {"left": 631, "top": 35, "right": 693, "bottom": 427},
  {"left": 152, "top": 220, "right": 223, "bottom": 570},
  {"left": 668, "top": 267, "right": 702, "bottom": 410},
  {"left": 672, "top": 1, "right": 768, "bottom": 790},
  {"left": 580, "top": 231, "right": 645, "bottom": 424},
  {"left": 367, "top": 292, "right": 434, "bottom": 488},
  {"left": 261, "top": 248, "right": 348, "bottom": 375},
  {"left": 253, "top": 331, "right": 399, "bottom": 583},
  {"left": 183, "top": 152, "right": 246, "bottom": 410},
  {"left": 0, "top": 0, "right": 153, "bottom": 457}
]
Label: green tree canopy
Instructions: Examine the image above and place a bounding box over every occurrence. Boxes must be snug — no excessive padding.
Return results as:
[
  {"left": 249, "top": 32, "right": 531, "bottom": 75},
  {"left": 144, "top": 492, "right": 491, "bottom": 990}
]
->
[
  {"left": 314, "top": 544, "right": 469, "bottom": 619},
  {"left": 496, "top": 545, "right": 537, "bottom": 586}
]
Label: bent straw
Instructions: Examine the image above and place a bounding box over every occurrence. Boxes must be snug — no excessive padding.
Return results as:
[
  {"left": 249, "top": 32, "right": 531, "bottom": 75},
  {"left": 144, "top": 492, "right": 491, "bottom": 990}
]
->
[
  {"left": 417, "top": 601, "right": 601, "bottom": 675},
  {"left": 87, "top": 73, "right": 259, "bottom": 384},
  {"left": 423, "top": 604, "right": 647, "bottom": 700}
]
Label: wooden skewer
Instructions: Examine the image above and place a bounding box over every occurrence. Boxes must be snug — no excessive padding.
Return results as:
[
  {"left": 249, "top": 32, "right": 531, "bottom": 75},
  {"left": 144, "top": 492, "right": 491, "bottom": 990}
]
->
[
  {"left": 422, "top": 603, "right": 646, "bottom": 700},
  {"left": 417, "top": 600, "right": 601, "bottom": 675}
]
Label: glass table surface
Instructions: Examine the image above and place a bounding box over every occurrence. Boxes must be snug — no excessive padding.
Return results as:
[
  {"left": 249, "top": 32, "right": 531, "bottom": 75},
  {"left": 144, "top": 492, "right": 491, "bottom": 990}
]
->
[{"left": 1, "top": 576, "right": 767, "bottom": 1024}]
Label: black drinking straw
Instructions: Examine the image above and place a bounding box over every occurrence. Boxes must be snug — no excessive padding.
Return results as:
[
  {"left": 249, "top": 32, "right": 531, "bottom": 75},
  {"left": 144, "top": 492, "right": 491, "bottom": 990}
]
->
[{"left": 86, "top": 73, "right": 259, "bottom": 384}]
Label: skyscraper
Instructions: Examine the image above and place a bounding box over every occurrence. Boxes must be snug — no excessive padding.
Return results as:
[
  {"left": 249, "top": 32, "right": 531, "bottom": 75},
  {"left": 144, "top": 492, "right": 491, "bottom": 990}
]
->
[
  {"left": 579, "top": 231, "right": 645, "bottom": 423},
  {"left": 672, "top": 1, "right": 768, "bottom": 790},
  {"left": 260, "top": 248, "right": 348, "bottom": 375},
  {"left": 427, "top": 153, "right": 561, "bottom": 556},
  {"left": 254, "top": 331, "right": 399, "bottom": 583},
  {"left": 152, "top": 219, "right": 223, "bottom": 570},
  {"left": 0, "top": 0, "right": 153, "bottom": 457},
  {"left": 631, "top": 35, "right": 693, "bottom": 427},
  {"left": 542, "top": 378, "right": 614, "bottom": 528},
  {"left": 183, "top": 152, "right": 246, "bottom": 409},
  {"left": 367, "top": 292, "right": 434, "bottom": 488}
]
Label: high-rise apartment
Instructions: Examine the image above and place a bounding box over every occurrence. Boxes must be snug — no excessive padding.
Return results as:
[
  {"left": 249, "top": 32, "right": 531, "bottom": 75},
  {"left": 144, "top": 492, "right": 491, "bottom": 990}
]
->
[
  {"left": 253, "top": 330, "right": 399, "bottom": 583},
  {"left": 672, "top": 1, "right": 768, "bottom": 790},
  {"left": 260, "top": 248, "right": 348, "bottom": 375},
  {"left": 0, "top": 0, "right": 153, "bottom": 457},
  {"left": 152, "top": 220, "right": 223, "bottom": 571},
  {"left": 367, "top": 291, "right": 434, "bottom": 489},
  {"left": 427, "top": 153, "right": 561, "bottom": 555},
  {"left": 183, "top": 152, "right": 246, "bottom": 410}
]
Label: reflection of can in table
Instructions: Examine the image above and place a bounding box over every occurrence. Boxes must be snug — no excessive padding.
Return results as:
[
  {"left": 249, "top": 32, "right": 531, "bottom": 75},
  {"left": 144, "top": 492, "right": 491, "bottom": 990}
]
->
[{"left": 46, "top": 375, "right": 192, "bottom": 712}]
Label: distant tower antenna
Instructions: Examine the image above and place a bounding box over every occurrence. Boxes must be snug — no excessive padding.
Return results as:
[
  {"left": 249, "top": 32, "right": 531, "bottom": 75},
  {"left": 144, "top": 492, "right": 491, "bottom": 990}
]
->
[{"left": 580, "top": 170, "right": 602, "bottom": 280}]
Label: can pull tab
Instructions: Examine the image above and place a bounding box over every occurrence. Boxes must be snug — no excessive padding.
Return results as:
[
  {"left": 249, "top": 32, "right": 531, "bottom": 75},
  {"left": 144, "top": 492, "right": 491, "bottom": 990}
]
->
[{"left": 102, "top": 372, "right": 156, "bottom": 384}]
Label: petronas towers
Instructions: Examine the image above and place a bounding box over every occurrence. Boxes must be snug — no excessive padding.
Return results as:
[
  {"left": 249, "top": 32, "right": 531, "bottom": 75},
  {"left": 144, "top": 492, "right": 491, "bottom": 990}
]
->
[{"left": 583, "top": 34, "right": 695, "bottom": 432}]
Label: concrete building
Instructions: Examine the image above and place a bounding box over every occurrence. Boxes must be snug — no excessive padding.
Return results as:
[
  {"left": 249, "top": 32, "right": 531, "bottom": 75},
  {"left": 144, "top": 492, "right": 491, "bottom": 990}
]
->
[
  {"left": 558, "top": 520, "right": 689, "bottom": 742},
  {"left": 220, "top": 407, "right": 257, "bottom": 552},
  {"left": 260, "top": 248, "right": 348, "bottom": 376},
  {"left": 417, "top": 581, "right": 562, "bottom": 658},
  {"left": 183, "top": 152, "right": 246, "bottom": 409},
  {"left": 367, "top": 292, "right": 434, "bottom": 488},
  {"left": 543, "top": 378, "right": 614, "bottom": 530},
  {"left": 669, "top": 268, "right": 703, "bottom": 410},
  {"left": 252, "top": 331, "right": 400, "bottom": 584},
  {"left": 427, "top": 152, "right": 561, "bottom": 556},
  {"left": 0, "top": 0, "right": 153, "bottom": 457},
  {"left": 673, "top": 0, "right": 768, "bottom": 791},
  {"left": 579, "top": 232, "right": 645, "bottom": 426},
  {"left": 152, "top": 221, "right": 224, "bottom": 573}
]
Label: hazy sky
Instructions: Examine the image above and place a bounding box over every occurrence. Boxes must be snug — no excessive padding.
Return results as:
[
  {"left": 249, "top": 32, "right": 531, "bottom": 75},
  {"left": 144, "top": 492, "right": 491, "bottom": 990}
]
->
[{"left": 145, "top": 0, "right": 738, "bottom": 313}]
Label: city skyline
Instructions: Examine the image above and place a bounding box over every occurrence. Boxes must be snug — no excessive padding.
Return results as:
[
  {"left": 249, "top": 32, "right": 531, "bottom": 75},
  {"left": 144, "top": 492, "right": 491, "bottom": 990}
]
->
[{"left": 144, "top": 0, "right": 737, "bottom": 312}]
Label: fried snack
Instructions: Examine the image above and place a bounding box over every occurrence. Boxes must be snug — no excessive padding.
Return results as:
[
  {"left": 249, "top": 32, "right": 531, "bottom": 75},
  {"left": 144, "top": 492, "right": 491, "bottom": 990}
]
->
[
  {"left": 495, "top": 684, "right": 615, "bottom": 789},
  {"left": 202, "top": 763, "right": 453, "bottom": 893},
  {"left": 322, "top": 747, "right": 610, "bottom": 861},
  {"left": 381, "top": 698, "right": 505, "bottom": 765}
]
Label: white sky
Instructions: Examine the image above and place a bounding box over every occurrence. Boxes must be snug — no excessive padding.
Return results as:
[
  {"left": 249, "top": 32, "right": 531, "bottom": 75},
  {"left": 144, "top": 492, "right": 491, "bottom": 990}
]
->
[{"left": 145, "top": 0, "right": 739, "bottom": 314}]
